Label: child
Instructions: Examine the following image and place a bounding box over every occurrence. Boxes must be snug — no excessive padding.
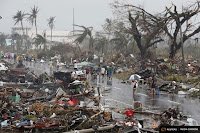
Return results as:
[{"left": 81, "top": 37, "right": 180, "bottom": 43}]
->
[{"left": 172, "top": 81, "right": 176, "bottom": 97}]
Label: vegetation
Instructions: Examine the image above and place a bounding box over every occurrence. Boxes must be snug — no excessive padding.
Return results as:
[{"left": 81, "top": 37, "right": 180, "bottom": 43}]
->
[
  {"left": 37, "top": 42, "right": 76, "bottom": 62},
  {"left": 13, "top": 10, "right": 27, "bottom": 51},
  {"left": 33, "top": 33, "right": 46, "bottom": 50},
  {"left": 0, "top": 33, "right": 7, "bottom": 49},
  {"left": 0, "top": 1, "right": 198, "bottom": 66},
  {"left": 74, "top": 25, "right": 94, "bottom": 54},
  {"left": 13, "top": 10, "right": 26, "bottom": 36},
  {"left": 47, "top": 16, "right": 56, "bottom": 41},
  {"left": 27, "top": 5, "right": 39, "bottom": 35},
  {"left": 164, "top": 3, "right": 200, "bottom": 59}
]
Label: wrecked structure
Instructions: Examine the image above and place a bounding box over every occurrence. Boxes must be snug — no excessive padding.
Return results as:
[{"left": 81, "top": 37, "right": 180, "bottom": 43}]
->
[{"left": 0, "top": 59, "right": 199, "bottom": 133}]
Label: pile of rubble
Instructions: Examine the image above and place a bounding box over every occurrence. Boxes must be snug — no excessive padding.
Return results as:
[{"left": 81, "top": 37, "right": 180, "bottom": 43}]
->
[
  {"left": 0, "top": 59, "right": 199, "bottom": 133},
  {"left": 0, "top": 60, "right": 122, "bottom": 132}
]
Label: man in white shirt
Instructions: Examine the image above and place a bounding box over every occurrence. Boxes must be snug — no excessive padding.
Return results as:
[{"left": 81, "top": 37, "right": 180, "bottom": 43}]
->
[
  {"left": 131, "top": 80, "right": 138, "bottom": 98},
  {"left": 74, "top": 62, "right": 78, "bottom": 70},
  {"left": 101, "top": 67, "right": 105, "bottom": 80}
]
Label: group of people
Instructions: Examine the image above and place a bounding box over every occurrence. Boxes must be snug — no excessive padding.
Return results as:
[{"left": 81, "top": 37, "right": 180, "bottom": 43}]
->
[
  {"left": 83, "top": 64, "right": 113, "bottom": 81},
  {"left": 99, "top": 65, "right": 113, "bottom": 80},
  {"left": 148, "top": 75, "right": 159, "bottom": 96},
  {"left": 148, "top": 75, "right": 176, "bottom": 97},
  {"left": 0, "top": 52, "right": 16, "bottom": 60},
  {"left": 131, "top": 74, "right": 177, "bottom": 100}
]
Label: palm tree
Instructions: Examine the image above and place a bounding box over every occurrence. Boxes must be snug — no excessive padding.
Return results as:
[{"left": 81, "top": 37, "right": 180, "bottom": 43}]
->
[
  {"left": 13, "top": 10, "right": 27, "bottom": 51},
  {"left": 11, "top": 33, "right": 23, "bottom": 51},
  {"left": 47, "top": 16, "right": 55, "bottom": 41},
  {"left": 102, "top": 18, "right": 113, "bottom": 55},
  {"left": 33, "top": 33, "right": 46, "bottom": 50},
  {"left": 28, "top": 6, "right": 39, "bottom": 34},
  {"left": 103, "top": 18, "right": 112, "bottom": 35},
  {"left": 13, "top": 11, "right": 26, "bottom": 36},
  {"left": 94, "top": 32, "right": 107, "bottom": 55},
  {"left": 74, "top": 24, "right": 94, "bottom": 53}
]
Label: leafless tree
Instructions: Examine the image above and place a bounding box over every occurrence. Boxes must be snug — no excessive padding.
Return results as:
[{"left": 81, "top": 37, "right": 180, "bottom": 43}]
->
[
  {"left": 111, "top": 2, "right": 166, "bottom": 60},
  {"left": 163, "top": 1, "right": 200, "bottom": 59}
]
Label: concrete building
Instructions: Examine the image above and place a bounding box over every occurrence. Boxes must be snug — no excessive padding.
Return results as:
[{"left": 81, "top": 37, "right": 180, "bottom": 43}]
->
[
  {"left": 11, "top": 27, "right": 79, "bottom": 50},
  {"left": 12, "top": 27, "right": 75, "bottom": 43}
]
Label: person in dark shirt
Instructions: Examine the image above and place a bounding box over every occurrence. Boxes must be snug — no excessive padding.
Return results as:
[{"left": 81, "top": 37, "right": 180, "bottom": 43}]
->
[
  {"left": 90, "top": 66, "right": 94, "bottom": 79},
  {"left": 107, "top": 66, "right": 113, "bottom": 80},
  {"left": 97, "top": 65, "right": 101, "bottom": 75}
]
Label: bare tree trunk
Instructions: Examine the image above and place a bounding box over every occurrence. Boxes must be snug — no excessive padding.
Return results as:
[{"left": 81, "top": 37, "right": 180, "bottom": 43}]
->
[
  {"left": 89, "top": 36, "right": 94, "bottom": 53},
  {"left": 20, "top": 21, "right": 25, "bottom": 36},
  {"left": 20, "top": 21, "right": 27, "bottom": 52},
  {"left": 169, "top": 42, "right": 176, "bottom": 59},
  {"left": 35, "top": 19, "right": 37, "bottom": 35}
]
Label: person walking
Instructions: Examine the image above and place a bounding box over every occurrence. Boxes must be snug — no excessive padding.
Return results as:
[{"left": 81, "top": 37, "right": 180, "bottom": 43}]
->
[
  {"left": 56, "top": 60, "right": 59, "bottom": 71},
  {"left": 74, "top": 62, "right": 78, "bottom": 71},
  {"left": 97, "top": 65, "right": 101, "bottom": 75},
  {"left": 172, "top": 81, "right": 176, "bottom": 97},
  {"left": 85, "top": 67, "right": 90, "bottom": 80},
  {"left": 90, "top": 66, "right": 94, "bottom": 79},
  {"left": 131, "top": 79, "right": 138, "bottom": 98},
  {"left": 148, "top": 76, "right": 153, "bottom": 93},
  {"left": 49, "top": 60, "right": 53, "bottom": 75},
  {"left": 97, "top": 65, "right": 101, "bottom": 82},
  {"left": 148, "top": 75, "right": 156, "bottom": 96},
  {"left": 14, "top": 53, "right": 17, "bottom": 63},
  {"left": 101, "top": 67, "right": 106, "bottom": 81},
  {"left": 107, "top": 66, "right": 113, "bottom": 80}
]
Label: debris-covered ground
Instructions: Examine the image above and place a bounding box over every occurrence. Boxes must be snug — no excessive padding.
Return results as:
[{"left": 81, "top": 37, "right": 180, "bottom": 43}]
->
[{"left": 0, "top": 58, "right": 200, "bottom": 133}]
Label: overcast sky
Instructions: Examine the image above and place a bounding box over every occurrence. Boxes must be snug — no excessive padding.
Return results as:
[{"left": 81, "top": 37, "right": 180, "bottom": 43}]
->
[{"left": 0, "top": 0, "right": 198, "bottom": 34}]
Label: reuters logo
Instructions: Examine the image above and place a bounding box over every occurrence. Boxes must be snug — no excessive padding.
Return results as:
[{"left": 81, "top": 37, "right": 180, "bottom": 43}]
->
[{"left": 161, "top": 127, "right": 167, "bottom": 132}]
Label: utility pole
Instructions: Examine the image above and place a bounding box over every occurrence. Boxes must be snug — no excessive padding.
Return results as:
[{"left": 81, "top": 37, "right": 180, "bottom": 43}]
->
[{"left": 73, "top": 8, "right": 75, "bottom": 36}]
